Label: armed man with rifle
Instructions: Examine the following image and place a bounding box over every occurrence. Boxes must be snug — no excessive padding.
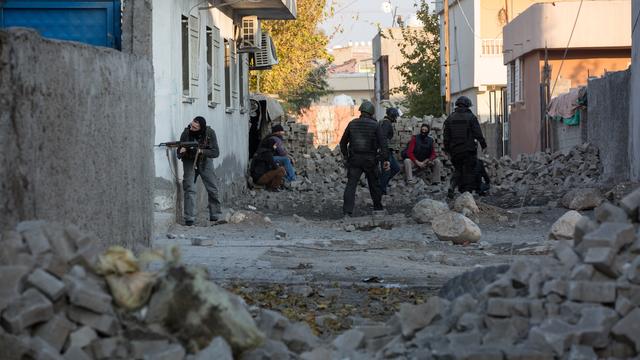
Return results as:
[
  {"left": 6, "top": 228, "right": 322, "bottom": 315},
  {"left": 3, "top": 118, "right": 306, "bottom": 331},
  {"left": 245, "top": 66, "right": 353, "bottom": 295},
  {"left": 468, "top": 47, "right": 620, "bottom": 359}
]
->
[{"left": 170, "top": 116, "right": 221, "bottom": 226}]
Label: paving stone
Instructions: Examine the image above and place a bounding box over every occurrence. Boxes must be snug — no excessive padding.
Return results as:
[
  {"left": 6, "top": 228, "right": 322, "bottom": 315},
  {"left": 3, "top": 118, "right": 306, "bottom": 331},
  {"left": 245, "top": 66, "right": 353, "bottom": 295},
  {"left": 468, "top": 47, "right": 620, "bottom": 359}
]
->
[
  {"left": 143, "top": 343, "right": 185, "bottom": 360},
  {"left": 300, "top": 347, "right": 335, "bottom": 360},
  {"left": 0, "top": 265, "right": 30, "bottom": 312},
  {"left": 1, "top": 288, "right": 53, "bottom": 333},
  {"left": 130, "top": 340, "right": 170, "bottom": 358},
  {"left": 30, "top": 336, "right": 64, "bottom": 360},
  {"left": 456, "top": 312, "right": 483, "bottom": 332},
  {"left": 570, "top": 264, "right": 594, "bottom": 281},
  {"left": 43, "top": 223, "right": 78, "bottom": 262},
  {"left": 573, "top": 217, "right": 599, "bottom": 245},
  {"left": 579, "top": 223, "right": 635, "bottom": 253},
  {"left": 583, "top": 247, "right": 617, "bottom": 277},
  {"left": 575, "top": 306, "right": 619, "bottom": 349},
  {"left": 528, "top": 300, "right": 546, "bottom": 325},
  {"left": 507, "top": 260, "right": 535, "bottom": 287},
  {"left": 192, "top": 337, "right": 233, "bottom": 360},
  {"left": 447, "top": 329, "right": 482, "bottom": 348},
  {"left": 34, "top": 313, "right": 76, "bottom": 352},
  {"left": 615, "top": 296, "right": 634, "bottom": 316},
  {"left": 27, "top": 268, "right": 66, "bottom": 301},
  {"left": 282, "top": 322, "right": 320, "bottom": 353},
  {"left": 483, "top": 316, "right": 529, "bottom": 347},
  {"left": 0, "top": 231, "right": 27, "bottom": 266},
  {"left": 67, "top": 276, "right": 113, "bottom": 314},
  {"left": 567, "top": 345, "right": 597, "bottom": 360},
  {"left": 567, "top": 281, "right": 616, "bottom": 303},
  {"left": 39, "top": 253, "right": 71, "bottom": 278},
  {"left": 332, "top": 329, "right": 364, "bottom": 352},
  {"left": 611, "top": 307, "right": 640, "bottom": 352},
  {"left": 528, "top": 318, "right": 578, "bottom": 356},
  {"left": 90, "top": 337, "right": 122, "bottom": 359},
  {"left": 594, "top": 203, "right": 629, "bottom": 223},
  {"left": 63, "top": 347, "right": 93, "bottom": 360},
  {"left": 398, "top": 297, "right": 448, "bottom": 337},
  {"left": 596, "top": 339, "right": 636, "bottom": 359},
  {"left": 69, "top": 244, "right": 101, "bottom": 270},
  {"left": 0, "top": 331, "right": 31, "bottom": 360},
  {"left": 542, "top": 280, "right": 567, "bottom": 297},
  {"left": 68, "top": 326, "right": 98, "bottom": 349},
  {"left": 626, "top": 256, "right": 640, "bottom": 284},
  {"left": 21, "top": 225, "right": 52, "bottom": 256},
  {"left": 619, "top": 187, "right": 640, "bottom": 218},
  {"left": 487, "top": 298, "right": 529, "bottom": 318},
  {"left": 66, "top": 306, "right": 119, "bottom": 336},
  {"left": 554, "top": 244, "right": 580, "bottom": 268}
]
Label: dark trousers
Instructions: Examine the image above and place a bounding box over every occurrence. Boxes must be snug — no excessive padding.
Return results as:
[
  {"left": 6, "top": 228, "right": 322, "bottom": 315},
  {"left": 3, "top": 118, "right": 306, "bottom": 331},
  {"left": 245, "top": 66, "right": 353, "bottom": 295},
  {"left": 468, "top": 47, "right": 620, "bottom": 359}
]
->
[
  {"left": 379, "top": 152, "right": 400, "bottom": 193},
  {"left": 183, "top": 158, "right": 221, "bottom": 222},
  {"left": 343, "top": 155, "right": 383, "bottom": 215},
  {"left": 450, "top": 151, "right": 478, "bottom": 194}
]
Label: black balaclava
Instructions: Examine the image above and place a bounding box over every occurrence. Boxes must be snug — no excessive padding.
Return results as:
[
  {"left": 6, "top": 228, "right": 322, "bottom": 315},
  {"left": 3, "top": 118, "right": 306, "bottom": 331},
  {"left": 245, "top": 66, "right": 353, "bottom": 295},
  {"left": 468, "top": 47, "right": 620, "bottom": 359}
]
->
[
  {"left": 191, "top": 116, "right": 207, "bottom": 134},
  {"left": 420, "top": 124, "right": 430, "bottom": 138}
]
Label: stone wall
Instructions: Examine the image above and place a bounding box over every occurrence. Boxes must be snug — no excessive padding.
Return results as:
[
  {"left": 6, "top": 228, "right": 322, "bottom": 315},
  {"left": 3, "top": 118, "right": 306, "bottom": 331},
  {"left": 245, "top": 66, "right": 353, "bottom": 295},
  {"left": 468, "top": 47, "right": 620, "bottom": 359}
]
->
[
  {"left": 0, "top": 29, "right": 155, "bottom": 249},
  {"left": 587, "top": 69, "right": 631, "bottom": 184}
]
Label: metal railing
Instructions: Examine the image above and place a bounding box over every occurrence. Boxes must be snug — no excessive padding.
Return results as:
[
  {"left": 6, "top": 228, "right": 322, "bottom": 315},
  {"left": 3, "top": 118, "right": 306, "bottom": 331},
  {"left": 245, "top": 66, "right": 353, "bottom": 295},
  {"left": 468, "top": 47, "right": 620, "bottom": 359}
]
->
[{"left": 481, "top": 39, "right": 503, "bottom": 56}]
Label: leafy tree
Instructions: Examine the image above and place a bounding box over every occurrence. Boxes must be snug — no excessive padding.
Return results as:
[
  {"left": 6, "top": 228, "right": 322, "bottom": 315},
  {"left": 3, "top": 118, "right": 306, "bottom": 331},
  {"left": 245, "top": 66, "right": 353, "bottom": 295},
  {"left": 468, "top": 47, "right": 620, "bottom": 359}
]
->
[
  {"left": 393, "top": 0, "right": 442, "bottom": 117},
  {"left": 283, "top": 63, "right": 331, "bottom": 114},
  {"left": 251, "top": 0, "right": 332, "bottom": 112}
]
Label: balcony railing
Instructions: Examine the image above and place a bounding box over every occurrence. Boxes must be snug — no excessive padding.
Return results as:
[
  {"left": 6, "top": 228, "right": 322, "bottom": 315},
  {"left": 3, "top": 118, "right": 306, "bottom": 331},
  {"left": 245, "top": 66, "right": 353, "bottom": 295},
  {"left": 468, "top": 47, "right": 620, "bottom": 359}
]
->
[{"left": 481, "top": 39, "right": 503, "bottom": 56}]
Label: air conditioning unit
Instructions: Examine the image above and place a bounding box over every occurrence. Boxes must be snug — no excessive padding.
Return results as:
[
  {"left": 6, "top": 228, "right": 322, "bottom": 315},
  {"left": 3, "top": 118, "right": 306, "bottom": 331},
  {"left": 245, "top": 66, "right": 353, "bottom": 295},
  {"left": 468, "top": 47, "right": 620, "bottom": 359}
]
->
[
  {"left": 250, "top": 32, "right": 278, "bottom": 70},
  {"left": 238, "top": 16, "right": 261, "bottom": 53}
]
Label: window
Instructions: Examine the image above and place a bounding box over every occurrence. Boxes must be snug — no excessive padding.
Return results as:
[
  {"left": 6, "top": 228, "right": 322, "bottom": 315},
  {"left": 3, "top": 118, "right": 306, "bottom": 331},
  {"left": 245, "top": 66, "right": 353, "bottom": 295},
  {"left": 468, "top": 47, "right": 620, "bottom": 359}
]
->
[
  {"left": 207, "top": 26, "right": 222, "bottom": 106},
  {"left": 181, "top": 16, "right": 189, "bottom": 96},
  {"left": 224, "top": 39, "right": 231, "bottom": 109},
  {"left": 207, "top": 27, "right": 213, "bottom": 103},
  {"left": 181, "top": 15, "right": 199, "bottom": 99},
  {"left": 507, "top": 60, "right": 523, "bottom": 104},
  {"left": 379, "top": 55, "right": 389, "bottom": 100},
  {"left": 238, "top": 53, "right": 246, "bottom": 111}
]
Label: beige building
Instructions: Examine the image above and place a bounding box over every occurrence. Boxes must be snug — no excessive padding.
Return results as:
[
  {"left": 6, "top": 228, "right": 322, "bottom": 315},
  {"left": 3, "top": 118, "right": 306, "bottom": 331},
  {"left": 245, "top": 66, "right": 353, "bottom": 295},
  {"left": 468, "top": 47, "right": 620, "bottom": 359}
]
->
[{"left": 503, "top": 0, "right": 631, "bottom": 156}]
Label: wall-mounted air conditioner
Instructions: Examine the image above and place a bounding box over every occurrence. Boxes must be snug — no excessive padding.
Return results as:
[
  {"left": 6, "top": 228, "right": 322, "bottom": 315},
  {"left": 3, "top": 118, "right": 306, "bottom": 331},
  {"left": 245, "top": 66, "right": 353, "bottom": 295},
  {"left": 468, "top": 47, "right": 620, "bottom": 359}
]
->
[
  {"left": 250, "top": 32, "right": 278, "bottom": 70},
  {"left": 238, "top": 16, "right": 261, "bottom": 53}
]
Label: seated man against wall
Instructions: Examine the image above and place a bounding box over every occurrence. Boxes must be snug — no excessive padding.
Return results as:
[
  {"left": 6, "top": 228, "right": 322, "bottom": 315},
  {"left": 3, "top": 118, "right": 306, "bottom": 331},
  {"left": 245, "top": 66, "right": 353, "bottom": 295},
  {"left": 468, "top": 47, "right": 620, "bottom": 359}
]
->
[
  {"left": 402, "top": 123, "right": 443, "bottom": 185},
  {"left": 268, "top": 124, "right": 296, "bottom": 183},
  {"left": 250, "top": 138, "right": 286, "bottom": 191}
]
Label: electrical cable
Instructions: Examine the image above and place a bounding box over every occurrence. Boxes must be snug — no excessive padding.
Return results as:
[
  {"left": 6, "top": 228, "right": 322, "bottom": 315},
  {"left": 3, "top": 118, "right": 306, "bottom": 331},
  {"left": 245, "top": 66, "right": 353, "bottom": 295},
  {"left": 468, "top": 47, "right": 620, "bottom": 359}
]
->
[
  {"left": 633, "top": 8, "right": 640, "bottom": 35},
  {"left": 550, "top": 0, "right": 584, "bottom": 96},
  {"left": 454, "top": 0, "right": 482, "bottom": 40}
]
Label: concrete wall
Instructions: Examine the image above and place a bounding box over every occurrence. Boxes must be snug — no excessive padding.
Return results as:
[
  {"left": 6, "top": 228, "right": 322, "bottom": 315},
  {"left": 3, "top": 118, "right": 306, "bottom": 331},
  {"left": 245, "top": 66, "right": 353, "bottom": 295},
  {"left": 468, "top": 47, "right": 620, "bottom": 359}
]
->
[
  {"left": 0, "top": 29, "right": 154, "bottom": 249},
  {"left": 587, "top": 70, "right": 630, "bottom": 184},
  {"left": 152, "top": 0, "right": 249, "bottom": 221},
  {"left": 631, "top": 0, "right": 640, "bottom": 181}
]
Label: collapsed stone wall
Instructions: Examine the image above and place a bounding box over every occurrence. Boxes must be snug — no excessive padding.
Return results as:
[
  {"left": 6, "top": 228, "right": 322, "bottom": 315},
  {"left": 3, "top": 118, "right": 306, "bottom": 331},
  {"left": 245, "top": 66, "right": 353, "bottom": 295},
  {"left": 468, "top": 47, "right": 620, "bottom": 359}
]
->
[{"left": 0, "top": 29, "right": 155, "bottom": 249}]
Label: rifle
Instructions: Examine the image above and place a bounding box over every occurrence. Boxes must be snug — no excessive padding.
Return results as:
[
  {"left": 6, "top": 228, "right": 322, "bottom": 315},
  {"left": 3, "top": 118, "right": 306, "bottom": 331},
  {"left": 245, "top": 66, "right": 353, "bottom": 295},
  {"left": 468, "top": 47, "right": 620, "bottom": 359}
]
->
[{"left": 156, "top": 141, "right": 203, "bottom": 183}]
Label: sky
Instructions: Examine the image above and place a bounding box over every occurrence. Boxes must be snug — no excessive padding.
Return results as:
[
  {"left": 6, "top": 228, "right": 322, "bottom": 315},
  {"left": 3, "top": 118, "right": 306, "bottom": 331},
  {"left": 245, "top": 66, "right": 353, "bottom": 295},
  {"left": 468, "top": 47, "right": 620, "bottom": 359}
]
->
[{"left": 320, "top": 0, "right": 426, "bottom": 49}]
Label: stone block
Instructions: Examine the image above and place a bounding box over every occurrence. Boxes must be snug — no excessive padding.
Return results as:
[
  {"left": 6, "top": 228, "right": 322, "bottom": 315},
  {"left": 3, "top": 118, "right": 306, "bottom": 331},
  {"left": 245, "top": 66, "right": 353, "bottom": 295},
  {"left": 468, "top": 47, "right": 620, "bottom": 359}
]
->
[
  {"left": 30, "top": 336, "right": 64, "bottom": 360},
  {"left": 27, "top": 268, "right": 66, "bottom": 301},
  {"left": 332, "top": 329, "right": 364, "bottom": 352},
  {"left": 0, "top": 266, "right": 30, "bottom": 312},
  {"left": 142, "top": 343, "right": 185, "bottom": 360},
  {"left": 619, "top": 187, "right": 640, "bottom": 218},
  {"left": 611, "top": 307, "right": 640, "bottom": 352},
  {"left": 502, "top": 346, "right": 554, "bottom": 360},
  {"left": 67, "top": 276, "right": 113, "bottom": 314},
  {"left": 240, "top": 339, "right": 293, "bottom": 360},
  {"left": 282, "top": 322, "right": 319, "bottom": 353},
  {"left": 90, "top": 337, "right": 123, "bottom": 360},
  {"left": 583, "top": 247, "right": 617, "bottom": 277},
  {"left": 39, "top": 253, "right": 70, "bottom": 278},
  {"left": 398, "top": 297, "right": 448, "bottom": 337},
  {"left": 34, "top": 313, "right": 76, "bottom": 352},
  {"left": 576, "top": 306, "right": 619, "bottom": 349},
  {"left": 554, "top": 244, "right": 579, "bottom": 268},
  {"left": 66, "top": 306, "right": 119, "bottom": 336},
  {"left": 542, "top": 280, "right": 567, "bottom": 297},
  {"left": 68, "top": 326, "right": 98, "bottom": 349},
  {"left": 567, "top": 345, "right": 597, "bottom": 360},
  {"left": 256, "top": 309, "right": 289, "bottom": 341},
  {"left": 507, "top": 260, "right": 535, "bottom": 287},
  {"left": 42, "top": 223, "right": 77, "bottom": 262},
  {"left": 0, "top": 231, "right": 27, "bottom": 266},
  {"left": 1, "top": 288, "right": 53, "bottom": 333},
  {"left": 570, "top": 264, "right": 594, "bottom": 281},
  {"left": 567, "top": 281, "right": 616, "bottom": 303},
  {"left": 528, "top": 318, "right": 578, "bottom": 356},
  {"left": 483, "top": 316, "right": 529, "bottom": 347},
  {"left": 0, "top": 331, "right": 30, "bottom": 360},
  {"left": 130, "top": 340, "right": 170, "bottom": 358},
  {"left": 615, "top": 296, "right": 633, "bottom": 316},
  {"left": 192, "top": 337, "right": 233, "bottom": 360},
  {"left": 63, "top": 347, "right": 93, "bottom": 360},
  {"left": 626, "top": 256, "right": 640, "bottom": 284},
  {"left": 452, "top": 346, "right": 504, "bottom": 360},
  {"left": 573, "top": 217, "right": 599, "bottom": 245},
  {"left": 549, "top": 211, "right": 583, "bottom": 240},
  {"left": 21, "top": 225, "right": 52, "bottom": 255},
  {"left": 594, "top": 203, "right": 629, "bottom": 223},
  {"left": 579, "top": 223, "right": 635, "bottom": 252}
]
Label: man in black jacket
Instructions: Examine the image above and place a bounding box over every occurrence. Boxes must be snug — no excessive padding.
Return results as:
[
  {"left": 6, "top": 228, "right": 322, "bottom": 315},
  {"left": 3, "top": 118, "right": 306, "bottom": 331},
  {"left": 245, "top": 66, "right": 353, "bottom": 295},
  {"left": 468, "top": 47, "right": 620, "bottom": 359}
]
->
[
  {"left": 379, "top": 107, "right": 401, "bottom": 194},
  {"left": 340, "top": 100, "right": 389, "bottom": 216},
  {"left": 178, "top": 116, "right": 221, "bottom": 226},
  {"left": 443, "top": 96, "right": 487, "bottom": 198}
]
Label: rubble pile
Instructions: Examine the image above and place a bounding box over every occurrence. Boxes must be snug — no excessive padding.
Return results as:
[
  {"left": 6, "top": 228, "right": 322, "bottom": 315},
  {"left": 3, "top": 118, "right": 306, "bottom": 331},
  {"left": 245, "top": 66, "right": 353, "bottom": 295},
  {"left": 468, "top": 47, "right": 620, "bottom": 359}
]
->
[
  {"left": 276, "top": 187, "right": 640, "bottom": 359},
  {"left": 0, "top": 221, "right": 272, "bottom": 360},
  {"left": 279, "top": 120, "right": 315, "bottom": 156}
]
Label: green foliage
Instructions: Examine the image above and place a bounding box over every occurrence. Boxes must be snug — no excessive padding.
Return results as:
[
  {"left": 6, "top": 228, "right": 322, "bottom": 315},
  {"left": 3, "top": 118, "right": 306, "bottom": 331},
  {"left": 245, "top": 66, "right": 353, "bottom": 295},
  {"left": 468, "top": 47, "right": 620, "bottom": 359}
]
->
[
  {"left": 393, "top": 0, "right": 442, "bottom": 117},
  {"left": 282, "top": 64, "right": 331, "bottom": 114}
]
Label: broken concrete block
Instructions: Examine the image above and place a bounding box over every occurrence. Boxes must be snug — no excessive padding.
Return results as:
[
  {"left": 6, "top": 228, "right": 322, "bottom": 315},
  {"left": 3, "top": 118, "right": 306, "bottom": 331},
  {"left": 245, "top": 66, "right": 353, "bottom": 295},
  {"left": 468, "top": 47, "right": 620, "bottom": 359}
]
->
[
  {"left": 561, "top": 188, "right": 604, "bottom": 210},
  {"left": 594, "top": 203, "right": 629, "bottom": 223},
  {"left": 483, "top": 316, "right": 529, "bottom": 347},
  {"left": 63, "top": 347, "right": 93, "bottom": 360},
  {"left": 27, "top": 268, "right": 66, "bottom": 301},
  {"left": 29, "top": 336, "right": 64, "bottom": 360},
  {"left": 507, "top": 259, "right": 535, "bottom": 287},
  {"left": 549, "top": 211, "right": 583, "bottom": 240},
  {"left": 456, "top": 312, "right": 483, "bottom": 332},
  {"left": 129, "top": 340, "right": 170, "bottom": 359},
  {"left": 579, "top": 223, "right": 635, "bottom": 252},
  {"left": 570, "top": 264, "right": 594, "bottom": 281},
  {"left": 502, "top": 346, "right": 554, "bottom": 360},
  {"left": 576, "top": 306, "right": 619, "bottom": 349},
  {"left": 615, "top": 296, "right": 633, "bottom": 317},
  {"left": 332, "top": 329, "right": 364, "bottom": 352},
  {"left": 192, "top": 337, "right": 233, "bottom": 360},
  {"left": 567, "top": 345, "right": 597, "bottom": 360},
  {"left": 38, "top": 253, "right": 70, "bottom": 279},
  {"left": 619, "top": 187, "right": 640, "bottom": 219},
  {"left": 528, "top": 318, "right": 578, "bottom": 356},
  {"left": 453, "top": 192, "right": 479, "bottom": 214},
  {"left": 0, "top": 266, "right": 30, "bottom": 312},
  {"left": 542, "top": 279, "right": 567, "bottom": 297},
  {"left": 554, "top": 244, "right": 580, "bottom": 268},
  {"left": 1, "top": 288, "right": 53, "bottom": 333},
  {"left": 626, "top": 256, "right": 640, "bottom": 284},
  {"left": 432, "top": 211, "right": 481, "bottom": 244},
  {"left": 612, "top": 307, "right": 640, "bottom": 352},
  {"left": 90, "top": 337, "right": 123, "bottom": 360},
  {"left": 67, "top": 276, "right": 113, "bottom": 314},
  {"left": 66, "top": 306, "right": 119, "bottom": 336},
  {"left": 68, "top": 326, "right": 98, "bottom": 349},
  {"left": 282, "top": 322, "right": 319, "bottom": 353},
  {"left": 0, "top": 331, "right": 31, "bottom": 360},
  {"left": 412, "top": 199, "right": 449, "bottom": 224},
  {"left": 142, "top": 343, "right": 185, "bottom": 360},
  {"left": 34, "top": 313, "right": 76, "bottom": 352},
  {"left": 20, "top": 225, "right": 52, "bottom": 255},
  {"left": 567, "top": 281, "right": 616, "bottom": 303},
  {"left": 573, "top": 217, "right": 599, "bottom": 245},
  {"left": 583, "top": 247, "right": 617, "bottom": 277},
  {"left": 43, "top": 222, "right": 77, "bottom": 262},
  {"left": 398, "top": 297, "right": 447, "bottom": 337}
]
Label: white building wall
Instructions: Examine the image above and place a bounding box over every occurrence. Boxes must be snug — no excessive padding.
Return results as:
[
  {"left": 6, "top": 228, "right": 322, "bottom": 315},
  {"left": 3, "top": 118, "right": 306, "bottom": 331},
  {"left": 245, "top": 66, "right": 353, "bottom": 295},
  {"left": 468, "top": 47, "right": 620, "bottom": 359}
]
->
[{"left": 152, "top": 0, "right": 249, "bottom": 199}]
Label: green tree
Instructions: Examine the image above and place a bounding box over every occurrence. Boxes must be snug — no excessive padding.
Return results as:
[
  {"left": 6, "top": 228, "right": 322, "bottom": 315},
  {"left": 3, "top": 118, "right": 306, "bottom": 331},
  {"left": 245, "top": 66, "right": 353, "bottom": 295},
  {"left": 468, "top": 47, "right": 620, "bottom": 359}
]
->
[
  {"left": 393, "top": 0, "right": 442, "bottom": 117},
  {"left": 283, "top": 63, "right": 331, "bottom": 114},
  {"left": 251, "top": 0, "right": 332, "bottom": 112}
]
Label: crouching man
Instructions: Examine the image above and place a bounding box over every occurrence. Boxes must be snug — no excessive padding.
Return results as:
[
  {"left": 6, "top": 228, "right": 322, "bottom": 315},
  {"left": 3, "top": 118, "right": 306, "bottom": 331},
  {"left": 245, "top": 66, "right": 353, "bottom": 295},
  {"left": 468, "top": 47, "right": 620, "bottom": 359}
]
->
[{"left": 402, "top": 123, "right": 443, "bottom": 185}]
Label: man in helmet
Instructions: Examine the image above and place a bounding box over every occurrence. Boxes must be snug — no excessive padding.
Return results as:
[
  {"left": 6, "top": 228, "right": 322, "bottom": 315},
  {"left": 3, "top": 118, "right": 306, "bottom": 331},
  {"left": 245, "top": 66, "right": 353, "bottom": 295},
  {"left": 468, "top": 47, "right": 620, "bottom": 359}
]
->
[
  {"left": 339, "top": 100, "right": 390, "bottom": 216},
  {"left": 378, "top": 107, "right": 401, "bottom": 194},
  {"left": 443, "top": 96, "right": 487, "bottom": 198}
]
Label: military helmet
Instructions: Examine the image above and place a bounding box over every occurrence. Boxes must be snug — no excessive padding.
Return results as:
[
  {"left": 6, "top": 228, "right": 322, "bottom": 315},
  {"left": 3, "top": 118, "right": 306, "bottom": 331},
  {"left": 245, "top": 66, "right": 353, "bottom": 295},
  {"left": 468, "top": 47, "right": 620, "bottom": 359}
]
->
[
  {"left": 455, "top": 96, "right": 472, "bottom": 108},
  {"left": 385, "top": 107, "right": 400, "bottom": 119},
  {"left": 359, "top": 100, "right": 375, "bottom": 116}
]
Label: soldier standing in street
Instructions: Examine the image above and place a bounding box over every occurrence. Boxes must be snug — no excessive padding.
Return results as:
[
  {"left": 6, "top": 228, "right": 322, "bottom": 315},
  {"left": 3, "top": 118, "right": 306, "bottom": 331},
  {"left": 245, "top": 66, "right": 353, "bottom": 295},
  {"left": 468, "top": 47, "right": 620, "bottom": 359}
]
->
[
  {"left": 178, "top": 116, "right": 222, "bottom": 226},
  {"left": 340, "top": 100, "right": 390, "bottom": 216},
  {"left": 443, "top": 96, "right": 487, "bottom": 198}
]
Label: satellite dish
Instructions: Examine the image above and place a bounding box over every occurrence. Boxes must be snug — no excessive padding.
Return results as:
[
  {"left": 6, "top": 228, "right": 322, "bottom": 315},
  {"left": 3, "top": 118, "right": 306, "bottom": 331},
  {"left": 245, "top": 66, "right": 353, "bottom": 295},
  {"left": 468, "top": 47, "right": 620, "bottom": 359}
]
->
[{"left": 381, "top": 1, "right": 392, "bottom": 14}]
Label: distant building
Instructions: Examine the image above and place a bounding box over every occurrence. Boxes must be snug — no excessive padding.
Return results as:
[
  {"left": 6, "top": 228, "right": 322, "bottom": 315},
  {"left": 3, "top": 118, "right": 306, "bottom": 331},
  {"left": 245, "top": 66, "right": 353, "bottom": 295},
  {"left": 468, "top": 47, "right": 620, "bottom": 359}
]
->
[
  {"left": 319, "top": 42, "right": 375, "bottom": 106},
  {"left": 503, "top": 0, "right": 631, "bottom": 156}
]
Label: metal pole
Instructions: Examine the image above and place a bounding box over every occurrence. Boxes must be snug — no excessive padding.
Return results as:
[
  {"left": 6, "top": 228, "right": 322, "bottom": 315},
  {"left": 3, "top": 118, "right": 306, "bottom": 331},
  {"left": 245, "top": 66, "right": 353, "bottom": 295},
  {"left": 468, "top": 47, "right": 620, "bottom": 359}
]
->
[{"left": 443, "top": 0, "right": 451, "bottom": 114}]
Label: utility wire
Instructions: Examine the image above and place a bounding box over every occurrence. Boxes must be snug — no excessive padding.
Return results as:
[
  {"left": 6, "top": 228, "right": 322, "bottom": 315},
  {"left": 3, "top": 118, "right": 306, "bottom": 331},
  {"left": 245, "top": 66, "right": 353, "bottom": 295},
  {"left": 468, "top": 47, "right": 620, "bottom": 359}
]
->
[
  {"left": 455, "top": 0, "right": 483, "bottom": 40},
  {"left": 550, "top": 0, "right": 584, "bottom": 96},
  {"left": 633, "top": 8, "right": 640, "bottom": 35}
]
